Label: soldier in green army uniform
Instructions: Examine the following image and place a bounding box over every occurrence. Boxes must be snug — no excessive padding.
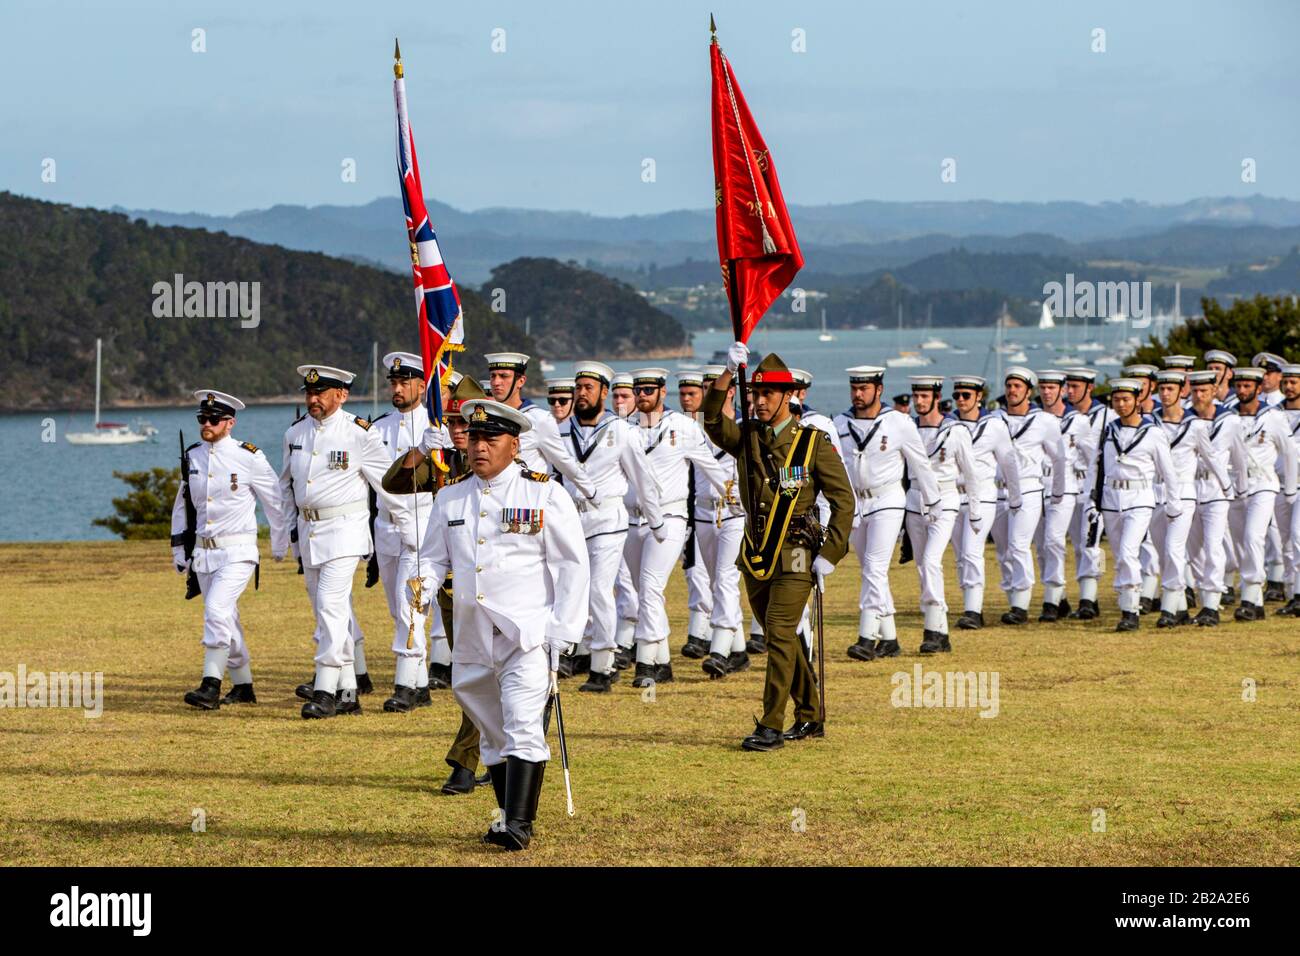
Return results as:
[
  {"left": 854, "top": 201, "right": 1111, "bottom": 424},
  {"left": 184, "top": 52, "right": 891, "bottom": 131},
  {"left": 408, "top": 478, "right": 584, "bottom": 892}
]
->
[
  {"left": 703, "top": 342, "right": 855, "bottom": 752},
  {"left": 383, "top": 372, "right": 492, "bottom": 794}
]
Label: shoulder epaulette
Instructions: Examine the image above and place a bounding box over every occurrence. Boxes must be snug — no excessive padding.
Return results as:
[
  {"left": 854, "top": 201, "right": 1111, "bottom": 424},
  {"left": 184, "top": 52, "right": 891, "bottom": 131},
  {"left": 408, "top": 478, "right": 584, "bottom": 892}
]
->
[
  {"left": 521, "top": 468, "right": 550, "bottom": 482},
  {"left": 447, "top": 470, "right": 472, "bottom": 485},
  {"left": 239, "top": 441, "right": 259, "bottom": 453},
  {"left": 354, "top": 417, "right": 372, "bottom": 430}
]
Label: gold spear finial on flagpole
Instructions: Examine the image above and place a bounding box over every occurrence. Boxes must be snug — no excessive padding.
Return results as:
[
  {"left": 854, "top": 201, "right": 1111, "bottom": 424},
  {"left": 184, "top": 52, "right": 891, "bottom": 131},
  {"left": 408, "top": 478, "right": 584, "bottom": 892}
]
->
[
  {"left": 394, "top": 37, "right": 404, "bottom": 78},
  {"left": 710, "top": 13, "right": 717, "bottom": 44}
]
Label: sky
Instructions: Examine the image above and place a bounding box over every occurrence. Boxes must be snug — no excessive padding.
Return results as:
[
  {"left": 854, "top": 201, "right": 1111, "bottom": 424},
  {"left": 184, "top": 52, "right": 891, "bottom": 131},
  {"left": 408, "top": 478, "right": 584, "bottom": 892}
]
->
[{"left": 3, "top": 0, "right": 1298, "bottom": 216}]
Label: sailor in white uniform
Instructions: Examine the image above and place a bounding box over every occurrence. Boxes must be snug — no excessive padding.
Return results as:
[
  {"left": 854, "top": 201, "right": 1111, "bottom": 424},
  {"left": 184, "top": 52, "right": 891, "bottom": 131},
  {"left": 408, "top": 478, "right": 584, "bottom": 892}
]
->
[
  {"left": 1083, "top": 378, "right": 1182, "bottom": 631},
  {"left": 675, "top": 369, "right": 716, "bottom": 658},
  {"left": 835, "top": 366, "right": 941, "bottom": 660},
  {"left": 950, "top": 375, "right": 1023, "bottom": 630},
  {"left": 1227, "top": 367, "right": 1298, "bottom": 622},
  {"left": 904, "top": 375, "right": 979, "bottom": 651},
  {"left": 1032, "top": 370, "right": 1090, "bottom": 622},
  {"left": 1185, "top": 370, "right": 1250, "bottom": 626},
  {"left": 622, "top": 368, "right": 729, "bottom": 687},
  {"left": 555, "top": 361, "right": 663, "bottom": 692},
  {"left": 1276, "top": 365, "right": 1300, "bottom": 617},
  {"left": 609, "top": 371, "right": 641, "bottom": 668},
  {"left": 545, "top": 378, "right": 575, "bottom": 424},
  {"left": 1253, "top": 352, "right": 1289, "bottom": 600},
  {"left": 1120, "top": 364, "right": 1164, "bottom": 613},
  {"left": 1062, "top": 368, "right": 1112, "bottom": 620},
  {"left": 280, "top": 365, "right": 405, "bottom": 718},
  {"left": 1147, "top": 370, "right": 1231, "bottom": 628},
  {"left": 415, "top": 399, "right": 589, "bottom": 852},
  {"left": 989, "top": 368, "right": 1067, "bottom": 624},
  {"left": 174, "top": 390, "right": 291, "bottom": 710}
]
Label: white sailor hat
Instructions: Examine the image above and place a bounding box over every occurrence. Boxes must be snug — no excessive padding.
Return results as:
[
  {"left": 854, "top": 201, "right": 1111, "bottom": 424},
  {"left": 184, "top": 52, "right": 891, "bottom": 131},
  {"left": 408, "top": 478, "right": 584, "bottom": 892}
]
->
[
  {"left": 446, "top": 369, "right": 465, "bottom": 389},
  {"left": 460, "top": 399, "right": 533, "bottom": 436},
  {"left": 1253, "top": 352, "right": 1286, "bottom": 372},
  {"left": 297, "top": 365, "right": 355, "bottom": 391},
  {"left": 383, "top": 351, "right": 425, "bottom": 379},
  {"left": 1064, "top": 367, "right": 1097, "bottom": 383},
  {"left": 1108, "top": 378, "right": 1143, "bottom": 394},
  {"left": 1204, "top": 349, "right": 1237, "bottom": 367},
  {"left": 846, "top": 365, "right": 885, "bottom": 383},
  {"left": 478, "top": 378, "right": 493, "bottom": 392},
  {"left": 1035, "top": 369, "right": 1067, "bottom": 384},
  {"left": 1235, "top": 366, "right": 1265, "bottom": 382},
  {"left": 610, "top": 371, "right": 635, "bottom": 389},
  {"left": 701, "top": 364, "right": 727, "bottom": 383},
  {"left": 631, "top": 367, "right": 669, "bottom": 386},
  {"left": 484, "top": 352, "right": 530, "bottom": 371},
  {"left": 790, "top": 368, "right": 814, "bottom": 388},
  {"left": 1282, "top": 365, "right": 1300, "bottom": 377},
  {"left": 908, "top": 374, "right": 944, "bottom": 390},
  {"left": 1186, "top": 370, "right": 1218, "bottom": 386},
  {"left": 951, "top": 375, "right": 986, "bottom": 391},
  {"left": 1121, "top": 364, "right": 1159, "bottom": 379},
  {"left": 546, "top": 378, "right": 576, "bottom": 394},
  {"left": 573, "top": 361, "right": 615, "bottom": 386},
  {"left": 1162, "top": 354, "right": 1196, "bottom": 369},
  {"left": 194, "top": 389, "right": 245, "bottom": 416},
  {"left": 675, "top": 370, "right": 705, "bottom": 387},
  {"left": 1004, "top": 366, "right": 1037, "bottom": 387},
  {"left": 1155, "top": 370, "right": 1185, "bottom": 385}
]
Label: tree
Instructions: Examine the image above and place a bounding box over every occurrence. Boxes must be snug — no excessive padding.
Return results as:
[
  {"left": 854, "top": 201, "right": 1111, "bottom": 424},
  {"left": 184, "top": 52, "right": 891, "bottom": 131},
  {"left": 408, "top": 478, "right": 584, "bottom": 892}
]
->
[
  {"left": 1126, "top": 294, "right": 1300, "bottom": 368},
  {"left": 93, "top": 468, "right": 178, "bottom": 540}
]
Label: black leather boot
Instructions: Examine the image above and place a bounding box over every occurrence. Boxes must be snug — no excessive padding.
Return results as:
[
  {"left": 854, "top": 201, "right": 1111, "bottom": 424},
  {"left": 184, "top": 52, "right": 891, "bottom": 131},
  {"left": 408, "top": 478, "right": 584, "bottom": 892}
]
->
[
  {"left": 630, "top": 662, "right": 657, "bottom": 688},
  {"left": 702, "top": 651, "right": 732, "bottom": 679},
  {"left": 300, "top": 689, "right": 337, "bottom": 719},
  {"left": 428, "top": 662, "right": 452, "bottom": 690},
  {"left": 441, "top": 763, "right": 477, "bottom": 796},
  {"left": 355, "top": 671, "right": 374, "bottom": 695},
  {"left": 846, "top": 637, "right": 877, "bottom": 661},
  {"left": 955, "top": 610, "right": 984, "bottom": 630},
  {"left": 294, "top": 676, "right": 315, "bottom": 701},
  {"left": 741, "top": 720, "right": 784, "bottom": 752},
  {"left": 484, "top": 757, "right": 545, "bottom": 851},
  {"left": 383, "top": 685, "right": 417, "bottom": 713},
  {"left": 1038, "top": 602, "right": 1059, "bottom": 623},
  {"left": 680, "top": 635, "right": 710, "bottom": 659},
  {"left": 727, "top": 651, "right": 751, "bottom": 673},
  {"left": 578, "top": 669, "right": 616, "bottom": 693},
  {"left": 1115, "top": 611, "right": 1140, "bottom": 632},
  {"left": 220, "top": 683, "right": 256, "bottom": 705},
  {"left": 184, "top": 676, "right": 222, "bottom": 711}
]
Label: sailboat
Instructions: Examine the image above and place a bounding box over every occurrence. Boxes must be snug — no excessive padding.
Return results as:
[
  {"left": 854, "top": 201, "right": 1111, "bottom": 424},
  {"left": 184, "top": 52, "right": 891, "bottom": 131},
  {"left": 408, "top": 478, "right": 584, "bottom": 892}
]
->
[
  {"left": 919, "top": 303, "right": 949, "bottom": 349},
  {"left": 66, "top": 339, "right": 152, "bottom": 445},
  {"left": 1038, "top": 302, "right": 1056, "bottom": 330},
  {"left": 885, "top": 302, "right": 932, "bottom": 367},
  {"left": 818, "top": 308, "right": 835, "bottom": 342}
]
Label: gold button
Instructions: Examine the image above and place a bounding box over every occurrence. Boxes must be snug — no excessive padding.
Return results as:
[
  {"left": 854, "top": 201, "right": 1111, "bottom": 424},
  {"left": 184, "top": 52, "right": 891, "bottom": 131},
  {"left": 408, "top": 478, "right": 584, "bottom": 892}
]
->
[
  {"left": 313, "top": 451, "right": 318, "bottom": 456},
  {"left": 475, "top": 565, "right": 482, "bottom": 572},
  {"left": 478, "top": 538, "right": 485, "bottom": 545},
  {"left": 480, "top": 511, "right": 487, "bottom": 517},
  {"left": 206, "top": 497, "right": 212, "bottom": 502},
  {"left": 476, "top": 593, "right": 484, "bottom": 601}
]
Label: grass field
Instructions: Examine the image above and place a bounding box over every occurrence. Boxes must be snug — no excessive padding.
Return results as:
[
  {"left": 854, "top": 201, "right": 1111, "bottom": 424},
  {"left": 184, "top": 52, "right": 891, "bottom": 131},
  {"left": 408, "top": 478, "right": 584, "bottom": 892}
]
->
[{"left": 2, "top": 540, "right": 1298, "bottom": 867}]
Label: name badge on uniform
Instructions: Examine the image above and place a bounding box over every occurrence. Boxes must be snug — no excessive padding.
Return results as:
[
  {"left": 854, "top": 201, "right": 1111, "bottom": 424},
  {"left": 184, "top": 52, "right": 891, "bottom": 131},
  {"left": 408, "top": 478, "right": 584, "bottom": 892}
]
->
[
  {"left": 880, "top": 435, "right": 888, "bottom": 451},
  {"left": 670, "top": 430, "right": 676, "bottom": 446},
  {"left": 777, "top": 466, "right": 808, "bottom": 497},
  {"left": 938, "top": 448, "right": 946, "bottom": 463},
  {"left": 230, "top": 472, "right": 238, "bottom": 491},
  {"left": 500, "top": 508, "right": 543, "bottom": 534},
  {"left": 328, "top": 450, "right": 350, "bottom": 470}
]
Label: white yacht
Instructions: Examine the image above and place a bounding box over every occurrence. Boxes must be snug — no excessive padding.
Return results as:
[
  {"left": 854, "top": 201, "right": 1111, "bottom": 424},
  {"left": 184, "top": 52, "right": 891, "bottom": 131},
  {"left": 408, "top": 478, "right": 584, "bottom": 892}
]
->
[{"left": 65, "top": 339, "right": 152, "bottom": 445}]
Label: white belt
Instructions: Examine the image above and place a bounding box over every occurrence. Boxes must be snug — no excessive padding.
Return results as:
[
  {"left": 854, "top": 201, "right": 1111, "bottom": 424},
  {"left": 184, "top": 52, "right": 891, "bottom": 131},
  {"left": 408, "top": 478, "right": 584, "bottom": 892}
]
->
[
  {"left": 936, "top": 479, "right": 958, "bottom": 493},
  {"left": 857, "top": 479, "right": 902, "bottom": 500},
  {"left": 1107, "top": 479, "right": 1150, "bottom": 490},
  {"left": 630, "top": 499, "right": 686, "bottom": 520},
  {"left": 300, "top": 499, "right": 368, "bottom": 522},
  {"left": 577, "top": 496, "right": 623, "bottom": 513},
  {"left": 199, "top": 533, "right": 257, "bottom": 549}
]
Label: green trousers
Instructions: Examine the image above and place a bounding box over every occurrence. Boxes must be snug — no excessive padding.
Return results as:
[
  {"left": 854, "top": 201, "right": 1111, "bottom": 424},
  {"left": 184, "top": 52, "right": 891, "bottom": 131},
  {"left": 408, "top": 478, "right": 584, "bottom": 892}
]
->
[
  {"left": 439, "top": 592, "right": 481, "bottom": 773},
  {"left": 745, "top": 569, "right": 819, "bottom": 731}
]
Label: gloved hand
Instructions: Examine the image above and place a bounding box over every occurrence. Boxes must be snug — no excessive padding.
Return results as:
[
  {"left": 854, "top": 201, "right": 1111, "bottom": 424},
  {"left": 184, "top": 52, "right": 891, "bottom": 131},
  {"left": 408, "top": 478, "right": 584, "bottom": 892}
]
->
[
  {"left": 418, "top": 424, "right": 452, "bottom": 456},
  {"left": 650, "top": 523, "right": 667, "bottom": 544},
  {"left": 549, "top": 641, "right": 574, "bottom": 671},
  {"left": 926, "top": 501, "right": 943, "bottom": 524},
  {"left": 272, "top": 551, "right": 286, "bottom": 563},
  {"left": 725, "top": 340, "right": 750, "bottom": 375},
  {"left": 967, "top": 510, "right": 982, "bottom": 533},
  {"left": 812, "top": 556, "right": 835, "bottom": 578},
  {"left": 172, "top": 547, "right": 186, "bottom": 572},
  {"left": 1164, "top": 502, "right": 1182, "bottom": 520}
]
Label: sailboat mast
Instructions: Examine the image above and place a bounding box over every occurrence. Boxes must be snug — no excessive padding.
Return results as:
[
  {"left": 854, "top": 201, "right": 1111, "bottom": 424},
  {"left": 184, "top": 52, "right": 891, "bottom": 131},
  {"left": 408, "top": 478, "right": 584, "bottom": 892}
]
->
[
  {"left": 94, "top": 338, "right": 102, "bottom": 425},
  {"left": 371, "top": 342, "right": 379, "bottom": 420}
]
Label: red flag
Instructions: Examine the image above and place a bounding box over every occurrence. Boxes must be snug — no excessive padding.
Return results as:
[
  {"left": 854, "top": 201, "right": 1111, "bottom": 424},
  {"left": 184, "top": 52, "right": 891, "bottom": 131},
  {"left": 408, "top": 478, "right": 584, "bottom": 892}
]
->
[{"left": 710, "top": 36, "right": 804, "bottom": 344}]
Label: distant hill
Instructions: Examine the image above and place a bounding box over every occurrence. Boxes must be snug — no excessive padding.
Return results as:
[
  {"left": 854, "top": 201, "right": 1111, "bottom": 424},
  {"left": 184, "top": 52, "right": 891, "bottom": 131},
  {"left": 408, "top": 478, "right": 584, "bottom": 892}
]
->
[
  {"left": 0, "top": 193, "right": 676, "bottom": 411},
  {"left": 480, "top": 258, "right": 689, "bottom": 360},
  {"left": 110, "top": 194, "right": 1300, "bottom": 283},
  {"left": 1208, "top": 247, "right": 1300, "bottom": 296}
]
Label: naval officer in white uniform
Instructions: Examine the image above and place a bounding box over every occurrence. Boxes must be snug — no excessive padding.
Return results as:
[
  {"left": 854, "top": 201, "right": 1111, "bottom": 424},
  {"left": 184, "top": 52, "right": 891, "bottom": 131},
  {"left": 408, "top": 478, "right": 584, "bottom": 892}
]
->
[{"left": 174, "top": 390, "right": 292, "bottom": 710}]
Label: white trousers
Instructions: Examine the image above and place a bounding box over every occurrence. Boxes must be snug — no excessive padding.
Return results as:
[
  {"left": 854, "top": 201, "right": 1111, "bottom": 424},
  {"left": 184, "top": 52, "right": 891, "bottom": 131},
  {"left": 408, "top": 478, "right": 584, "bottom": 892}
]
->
[
  {"left": 1187, "top": 500, "right": 1229, "bottom": 594},
  {"left": 1275, "top": 494, "right": 1297, "bottom": 591},
  {"left": 905, "top": 506, "right": 957, "bottom": 611},
  {"left": 1103, "top": 507, "right": 1154, "bottom": 607},
  {"left": 952, "top": 500, "right": 996, "bottom": 609},
  {"left": 694, "top": 517, "right": 745, "bottom": 630},
  {"left": 453, "top": 629, "right": 550, "bottom": 766},
  {"left": 584, "top": 530, "right": 628, "bottom": 653},
  {"left": 614, "top": 556, "right": 637, "bottom": 623},
  {"left": 851, "top": 501, "right": 905, "bottom": 618},
  {"left": 685, "top": 530, "right": 712, "bottom": 616},
  {"left": 1231, "top": 491, "right": 1278, "bottom": 587},
  {"left": 991, "top": 493, "right": 1042, "bottom": 594},
  {"left": 624, "top": 517, "right": 688, "bottom": 644},
  {"left": 1034, "top": 492, "right": 1076, "bottom": 589},
  {"left": 1148, "top": 502, "right": 1195, "bottom": 595},
  {"left": 1069, "top": 496, "right": 1106, "bottom": 582},
  {"left": 304, "top": 556, "right": 360, "bottom": 668},
  {"left": 197, "top": 560, "right": 257, "bottom": 670}
]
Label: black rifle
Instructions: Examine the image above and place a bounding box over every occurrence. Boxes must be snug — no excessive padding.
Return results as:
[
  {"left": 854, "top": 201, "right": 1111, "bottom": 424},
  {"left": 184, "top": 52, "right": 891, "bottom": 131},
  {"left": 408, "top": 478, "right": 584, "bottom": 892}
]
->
[
  {"left": 289, "top": 405, "right": 304, "bottom": 574},
  {"left": 177, "top": 430, "right": 202, "bottom": 600}
]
